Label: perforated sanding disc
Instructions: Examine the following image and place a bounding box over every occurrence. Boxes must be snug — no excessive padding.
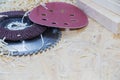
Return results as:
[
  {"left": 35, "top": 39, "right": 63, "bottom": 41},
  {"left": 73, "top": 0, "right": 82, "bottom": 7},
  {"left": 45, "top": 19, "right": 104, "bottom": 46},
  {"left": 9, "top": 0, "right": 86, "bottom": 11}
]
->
[{"left": 29, "top": 2, "right": 88, "bottom": 29}]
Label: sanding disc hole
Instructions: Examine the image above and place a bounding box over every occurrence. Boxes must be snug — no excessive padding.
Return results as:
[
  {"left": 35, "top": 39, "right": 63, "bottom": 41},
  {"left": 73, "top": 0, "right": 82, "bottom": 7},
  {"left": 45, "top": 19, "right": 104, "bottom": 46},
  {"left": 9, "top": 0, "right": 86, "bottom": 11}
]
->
[
  {"left": 52, "top": 22, "right": 56, "bottom": 24},
  {"left": 49, "top": 10, "right": 53, "bottom": 12},
  {"left": 70, "top": 14, "right": 74, "bottom": 16},
  {"left": 41, "top": 13, "right": 46, "bottom": 16},
  {"left": 64, "top": 23, "right": 68, "bottom": 25},
  {"left": 42, "top": 18, "right": 47, "bottom": 21}
]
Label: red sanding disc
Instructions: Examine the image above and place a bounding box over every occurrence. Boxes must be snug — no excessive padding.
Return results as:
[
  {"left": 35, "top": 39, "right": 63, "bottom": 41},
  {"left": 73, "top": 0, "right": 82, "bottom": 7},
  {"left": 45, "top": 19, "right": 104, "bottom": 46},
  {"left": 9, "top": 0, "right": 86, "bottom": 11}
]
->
[{"left": 29, "top": 2, "right": 88, "bottom": 29}]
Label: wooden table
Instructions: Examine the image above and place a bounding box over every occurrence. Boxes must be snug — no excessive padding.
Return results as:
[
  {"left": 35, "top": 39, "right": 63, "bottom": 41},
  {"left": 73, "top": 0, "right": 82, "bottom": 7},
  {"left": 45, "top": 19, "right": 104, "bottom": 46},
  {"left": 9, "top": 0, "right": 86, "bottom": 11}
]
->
[{"left": 0, "top": 18, "right": 120, "bottom": 80}]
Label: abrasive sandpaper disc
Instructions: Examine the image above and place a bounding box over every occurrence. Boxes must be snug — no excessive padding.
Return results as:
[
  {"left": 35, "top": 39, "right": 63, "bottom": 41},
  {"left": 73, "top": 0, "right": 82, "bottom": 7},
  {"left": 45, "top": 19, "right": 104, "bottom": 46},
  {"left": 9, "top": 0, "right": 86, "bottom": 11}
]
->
[
  {"left": 29, "top": 2, "right": 88, "bottom": 29},
  {"left": 0, "top": 11, "right": 47, "bottom": 41}
]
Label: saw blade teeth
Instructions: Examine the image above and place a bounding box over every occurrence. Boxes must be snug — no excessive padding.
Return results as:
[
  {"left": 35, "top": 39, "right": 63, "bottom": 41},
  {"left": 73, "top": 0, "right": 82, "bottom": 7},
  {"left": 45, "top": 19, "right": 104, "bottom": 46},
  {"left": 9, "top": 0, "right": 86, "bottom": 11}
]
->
[
  {"left": 29, "top": 53, "right": 34, "bottom": 56},
  {"left": 34, "top": 51, "right": 38, "bottom": 54},
  {"left": 24, "top": 52, "right": 28, "bottom": 56},
  {"left": 40, "top": 50, "right": 43, "bottom": 54},
  {"left": 13, "top": 28, "right": 61, "bottom": 56},
  {"left": 0, "top": 11, "right": 62, "bottom": 56}
]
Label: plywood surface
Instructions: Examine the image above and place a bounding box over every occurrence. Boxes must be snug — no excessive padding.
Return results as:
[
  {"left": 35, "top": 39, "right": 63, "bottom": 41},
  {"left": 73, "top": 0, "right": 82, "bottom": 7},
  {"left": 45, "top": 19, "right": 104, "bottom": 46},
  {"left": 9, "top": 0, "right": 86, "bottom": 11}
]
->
[{"left": 0, "top": 18, "right": 120, "bottom": 80}]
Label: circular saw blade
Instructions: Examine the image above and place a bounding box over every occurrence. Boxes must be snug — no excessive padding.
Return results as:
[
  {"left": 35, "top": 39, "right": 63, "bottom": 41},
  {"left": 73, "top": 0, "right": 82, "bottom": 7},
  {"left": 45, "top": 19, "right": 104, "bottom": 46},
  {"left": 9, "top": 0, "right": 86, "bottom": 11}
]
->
[{"left": 7, "top": 27, "right": 61, "bottom": 56}]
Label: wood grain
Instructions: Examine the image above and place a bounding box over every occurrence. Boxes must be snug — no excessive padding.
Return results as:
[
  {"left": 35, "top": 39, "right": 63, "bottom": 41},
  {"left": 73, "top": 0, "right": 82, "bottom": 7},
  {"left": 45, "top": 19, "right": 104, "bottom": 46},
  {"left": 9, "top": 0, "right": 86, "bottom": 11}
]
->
[
  {"left": 77, "top": 0, "right": 120, "bottom": 34},
  {"left": 93, "top": 0, "right": 120, "bottom": 15}
]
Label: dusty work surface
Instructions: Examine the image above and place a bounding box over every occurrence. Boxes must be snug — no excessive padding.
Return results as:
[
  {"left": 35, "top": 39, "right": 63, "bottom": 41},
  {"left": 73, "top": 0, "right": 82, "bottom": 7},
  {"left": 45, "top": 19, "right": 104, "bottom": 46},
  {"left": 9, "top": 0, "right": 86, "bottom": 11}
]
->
[{"left": 0, "top": 18, "right": 120, "bottom": 80}]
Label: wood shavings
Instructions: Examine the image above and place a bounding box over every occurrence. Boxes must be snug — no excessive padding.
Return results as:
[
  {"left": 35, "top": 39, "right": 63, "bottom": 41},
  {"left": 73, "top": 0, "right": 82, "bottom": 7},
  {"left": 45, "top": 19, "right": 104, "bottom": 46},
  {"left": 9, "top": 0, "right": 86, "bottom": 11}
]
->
[
  {"left": 0, "top": 39, "right": 9, "bottom": 55},
  {"left": 0, "top": 15, "right": 8, "bottom": 17},
  {"left": 0, "top": 1, "right": 120, "bottom": 80},
  {"left": 40, "top": 2, "right": 48, "bottom": 9},
  {"left": 21, "top": 10, "right": 30, "bottom": 23},
  {"left": 0, "top": 0, "right": 76, "bottom": 12},
  {"left": 113, "top": 34, "right": 120, "bottom": 39}
]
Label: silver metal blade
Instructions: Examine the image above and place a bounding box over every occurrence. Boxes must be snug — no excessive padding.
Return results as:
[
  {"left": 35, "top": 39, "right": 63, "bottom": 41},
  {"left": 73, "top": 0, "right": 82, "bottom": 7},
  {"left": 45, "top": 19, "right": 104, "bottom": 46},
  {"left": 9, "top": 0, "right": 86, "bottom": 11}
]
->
[{"left": 7, "top": 28, "right": 61, "bottom": 56}]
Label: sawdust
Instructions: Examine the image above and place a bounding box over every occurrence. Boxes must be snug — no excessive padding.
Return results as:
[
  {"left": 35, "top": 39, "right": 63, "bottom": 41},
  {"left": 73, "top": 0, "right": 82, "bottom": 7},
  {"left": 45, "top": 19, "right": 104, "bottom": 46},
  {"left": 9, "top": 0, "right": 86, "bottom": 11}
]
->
[
  {"left": 113, "top": 34, "right": 120, "bottom": 39},
  {"left": 0, "top": 0, "right": 76, "bottom": 12},
  {"left": 0, "top": 18, "right": 120, "bottom": 80},
  {"left": 0, "top": 39, "right": 9, "bottom": 55}
]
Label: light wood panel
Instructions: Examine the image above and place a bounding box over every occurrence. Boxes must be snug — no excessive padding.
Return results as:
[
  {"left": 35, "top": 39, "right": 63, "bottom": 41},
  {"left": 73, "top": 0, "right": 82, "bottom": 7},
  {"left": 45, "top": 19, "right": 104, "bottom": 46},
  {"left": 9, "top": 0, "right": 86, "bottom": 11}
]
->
[
  {"left": 77, "top": 0, "right": 120, "bottom": 34},
  {"left": 93, "top": 0, "right": 120, "bottom": 15}
]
